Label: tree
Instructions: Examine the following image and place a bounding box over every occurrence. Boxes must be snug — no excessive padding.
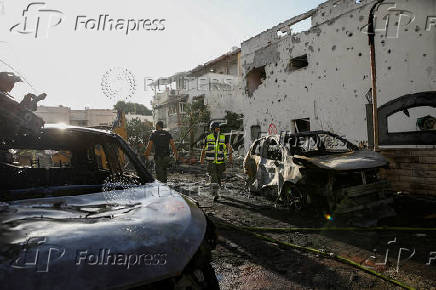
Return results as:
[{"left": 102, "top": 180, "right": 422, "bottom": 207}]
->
[
  {"left": 179, "top": 100, "right": 210, "bottom": 149},
  {"left": 114, "top": 101, "right": 152, "bottom": 116},
  {"left": 126, "top": 118, "right": 152, "bottom": 159}
]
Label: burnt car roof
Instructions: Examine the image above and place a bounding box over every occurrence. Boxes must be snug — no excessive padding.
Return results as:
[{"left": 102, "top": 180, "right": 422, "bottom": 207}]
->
[
  {"left": 281, "top": 130, "right": 359, "bottom": 150},
  {"left": 1, "top": 124, "right": 120, "bottom": 151},
  {"left": 252, "top": 131, "right": 359, "bottom": 150},
  {"left": 43, "top": 124, "right": 114, "bottom": 135},
  {"left": 247, "top": 130, "right": 387, "bottom": 170}
]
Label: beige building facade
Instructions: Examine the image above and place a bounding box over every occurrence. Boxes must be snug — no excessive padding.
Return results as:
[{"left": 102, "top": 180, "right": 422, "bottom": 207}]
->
[{"left": 35, "top": 106, "right": 117, "bottom": 127}]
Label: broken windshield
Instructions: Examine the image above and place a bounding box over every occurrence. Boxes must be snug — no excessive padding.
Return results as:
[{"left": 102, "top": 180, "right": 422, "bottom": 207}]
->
[{"left": 0, "top": 128, "right": 151, "bottom": 201}]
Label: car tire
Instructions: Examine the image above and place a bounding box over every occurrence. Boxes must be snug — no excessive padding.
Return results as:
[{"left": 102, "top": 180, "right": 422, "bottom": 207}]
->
[
  {"left": 281, "top": 183, "right": 306, "bottom": 211},
  {"left": 175, "top": 263, "right": 219, "bottom": 290}
]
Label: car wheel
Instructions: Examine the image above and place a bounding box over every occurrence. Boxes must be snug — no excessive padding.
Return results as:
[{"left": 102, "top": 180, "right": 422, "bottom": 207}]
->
[
  {"left": 281, "top": 183, "right": 306, "bottom": 211},
  {"left": 174, "top": 263, "right": 219, "bottom": 290}
]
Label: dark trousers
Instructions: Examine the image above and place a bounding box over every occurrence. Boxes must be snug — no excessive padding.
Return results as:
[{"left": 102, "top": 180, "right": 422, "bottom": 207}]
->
[
  {"left": 207, "top": 162, "right": 226, "bottom": 185},
  {"left": 155, "top": 155, "right": 171, "bottom": 183}
]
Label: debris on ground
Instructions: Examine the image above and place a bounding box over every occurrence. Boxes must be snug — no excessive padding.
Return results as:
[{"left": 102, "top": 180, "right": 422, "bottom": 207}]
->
[{"left": 168, "top": 169, "right": 436, "bottom": 289}]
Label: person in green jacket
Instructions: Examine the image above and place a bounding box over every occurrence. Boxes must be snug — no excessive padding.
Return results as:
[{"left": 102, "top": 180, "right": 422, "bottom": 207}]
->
[{"left": 200, "top": 121, "right": 232, "bottom": 200}]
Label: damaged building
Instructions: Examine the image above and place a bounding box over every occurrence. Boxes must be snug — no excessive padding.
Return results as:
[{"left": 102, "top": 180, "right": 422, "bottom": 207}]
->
[
  {"left": 151, "top": 48, "right": 244, "bottom": 137},
  {"left": 149, "top": 0, "right": 435, "bottom": 196},
  {"left": 239, "top": 0, "right": 436, "bottom": 196}
]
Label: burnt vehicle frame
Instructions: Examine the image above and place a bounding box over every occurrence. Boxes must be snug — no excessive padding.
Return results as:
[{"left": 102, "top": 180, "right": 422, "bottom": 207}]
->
[
  {"left": 0, "top": 124, "right": 219, "bottom": 290},
  {"left": 244, "top": 130, "right": 394, "bottom": 222}
]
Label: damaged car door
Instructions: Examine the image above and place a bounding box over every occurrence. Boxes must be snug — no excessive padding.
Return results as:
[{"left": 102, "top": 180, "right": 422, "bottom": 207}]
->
[
  {"left": 244, "top": 136, "right": 285, "bottom": 192},
  {"left": 263, "top": 137, "right": 285, "bottom": 191}
]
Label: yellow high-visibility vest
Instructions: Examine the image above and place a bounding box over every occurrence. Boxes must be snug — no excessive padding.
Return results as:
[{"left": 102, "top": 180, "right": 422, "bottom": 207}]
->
[{"left": 205, "top": 133, "right": 227, "bottom": 164}]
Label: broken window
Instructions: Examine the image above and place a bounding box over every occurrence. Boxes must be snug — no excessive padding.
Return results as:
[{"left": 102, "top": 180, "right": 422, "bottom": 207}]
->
[
  {"left": 378, "top": 92, "right": 436, "bottom": 145},
  {"left": 387, "top": 106, "right": 436, "bottom": 133},
  {"left": 286, "top": 54, "right": 308, "bottom": 72},
  {"left": 193, "top": 95, "right": 205, "bottom": 105},
  {"left": 292, "top": 118, "right": 310, "bottom": 133},
  {"left": 179, "top": 102, "right": 186, "bottom": 114},
  {"left": 168, "top": 104, "right": 178, "bottom": 116},
  {"left": 266, "top": 140, "right": 282, "bottom": 161},
  {"left": 102, "top": 141, "right": 140, "bottom": 178},
  {"left": 250, "top": 125, "right": 261, "bottom": 141},
  {"left": 277, "top": 31, "right": 286, "bottom": 38},
  {"left": 94, "top": 144, "right": 109, "bottom": 170},
  {"left": 246, "top": 66, "right": 266, "bottom": 97},
  {"left": 289, "top": 17, "right": 312, "bottom": 34},
  {"left": 8, "top": 149, "right": 72, "bottom": 168},
  {"left": 277, "top": 15, "right": 312, "bottom": 38}
]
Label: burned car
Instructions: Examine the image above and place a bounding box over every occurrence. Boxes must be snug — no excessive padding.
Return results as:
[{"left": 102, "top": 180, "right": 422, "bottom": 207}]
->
[
  {"left": 244, "top": 131, "right": 395, "bottom": 224},
  {"left": 0, "top": 124, "right": 218, "bottom": 289}
]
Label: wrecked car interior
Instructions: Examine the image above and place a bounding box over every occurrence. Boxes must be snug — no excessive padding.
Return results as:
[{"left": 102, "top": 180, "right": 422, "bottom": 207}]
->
[
  {"left": 0, "top": 126, "right": 152, "bottom": 201},
  {"left": 244, "top": 131, "right": 395, "bottom": 224}
]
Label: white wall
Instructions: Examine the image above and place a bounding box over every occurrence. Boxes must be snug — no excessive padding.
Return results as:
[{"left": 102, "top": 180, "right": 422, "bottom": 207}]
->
[
  {"left": 241, "top": 0, "right": 436, "bottom": 151},
  {"left": 36, "top": 106, "right": 116, "bottom": 127},
  {"left": 126, "top": 113, "right": 153, "bottom": 123},
  {"left": 86, "top": 109, "right": 117, "bottom": 126},
  {"left": 185, "top": 73, "right": 244, "bottom": 120}
]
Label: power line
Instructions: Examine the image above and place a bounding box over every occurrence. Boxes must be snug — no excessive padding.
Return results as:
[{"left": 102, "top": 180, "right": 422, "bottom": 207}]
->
[{"left": 0, "top": 58, "right": 39, "bottom": 93}]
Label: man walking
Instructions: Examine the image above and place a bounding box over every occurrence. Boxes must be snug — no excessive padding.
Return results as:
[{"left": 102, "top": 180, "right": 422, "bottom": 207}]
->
[
  {"left": 145, "top": 121, "right": 178, "bottom": 183},
  {"left": 200, "top": 121, "right": 232, "bottom": 200}
]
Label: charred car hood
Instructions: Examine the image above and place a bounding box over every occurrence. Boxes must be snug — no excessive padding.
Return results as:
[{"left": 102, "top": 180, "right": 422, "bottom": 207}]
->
[
  {"left": 293, "top": 150, "right": 388, "bottom": 171},
  {"left": 0, "top": 182, "right": 206, "bottom": 289}
]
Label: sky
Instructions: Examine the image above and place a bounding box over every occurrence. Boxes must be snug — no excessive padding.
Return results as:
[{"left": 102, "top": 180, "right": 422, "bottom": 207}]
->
[{"left": 0, "top": 0, "right": 324, "bottom": 110}]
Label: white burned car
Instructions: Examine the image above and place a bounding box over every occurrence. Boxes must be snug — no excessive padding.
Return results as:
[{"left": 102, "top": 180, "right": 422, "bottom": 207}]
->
[{"left": 244, "top": 131, "right": 395, "bottom": 224}]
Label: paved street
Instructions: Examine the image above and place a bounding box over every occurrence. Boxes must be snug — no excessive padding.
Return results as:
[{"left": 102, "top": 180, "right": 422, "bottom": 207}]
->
[{"left": 169, "top": 169, "right": 436, "bottom": 289}]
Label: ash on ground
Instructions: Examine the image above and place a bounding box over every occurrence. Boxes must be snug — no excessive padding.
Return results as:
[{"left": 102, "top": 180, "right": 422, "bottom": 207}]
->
[{"left": 168, "top": 167, "right": 435, "bottom": 290}]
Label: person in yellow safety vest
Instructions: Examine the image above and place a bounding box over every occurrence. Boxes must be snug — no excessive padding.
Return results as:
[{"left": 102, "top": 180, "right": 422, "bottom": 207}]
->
[{"left": 200, "top": 121, "right": 232, "bottom": 201}]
